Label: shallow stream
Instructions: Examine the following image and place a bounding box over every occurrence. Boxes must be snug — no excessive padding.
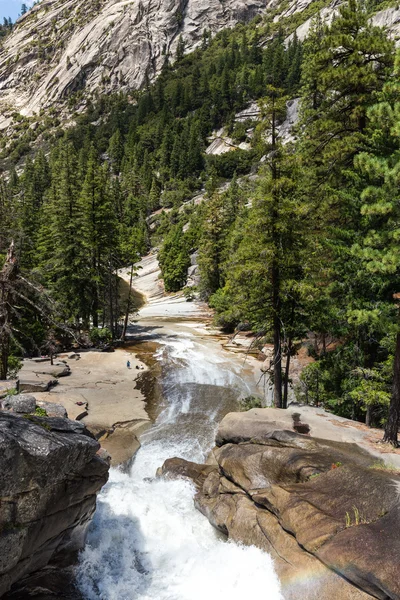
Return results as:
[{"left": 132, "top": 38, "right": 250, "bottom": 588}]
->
[{"left": 76, "top": 321, "right": 282, "bottom": 600}]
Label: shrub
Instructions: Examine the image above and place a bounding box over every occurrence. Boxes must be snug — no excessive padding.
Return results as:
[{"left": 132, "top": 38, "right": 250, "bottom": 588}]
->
[
  {"left": 239, "top": 395, "right": 263, "bottom": 411},
  {"left": 89, "top": 327, "right": 112, "bottom": 345}
]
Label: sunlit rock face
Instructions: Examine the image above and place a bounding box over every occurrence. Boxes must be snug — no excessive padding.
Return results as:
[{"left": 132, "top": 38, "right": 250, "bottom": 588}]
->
[
  {"left": 161, "top": 408, "right": 400, "bottom": 600},
  {"left": 0, "top": 0, "right": 268, "bottom": 127}
]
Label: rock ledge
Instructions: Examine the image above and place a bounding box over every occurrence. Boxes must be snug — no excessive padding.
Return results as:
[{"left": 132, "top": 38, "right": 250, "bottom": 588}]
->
[
  {"left": 0, "top": 411, "right": 109, "bottom": 598},
  {"left": 160, "top": 409, "right": 400, "bottom": 600}
]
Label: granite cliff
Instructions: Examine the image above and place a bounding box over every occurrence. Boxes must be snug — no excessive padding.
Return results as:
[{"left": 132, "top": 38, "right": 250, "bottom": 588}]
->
[{"left": 0, "top": 0, "right": 268, "bottom": 130}]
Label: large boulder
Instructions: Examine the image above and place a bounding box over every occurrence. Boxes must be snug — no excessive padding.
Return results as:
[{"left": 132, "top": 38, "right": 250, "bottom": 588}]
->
[
  {"left": 0, "top": 412, "right": 109, "bottom": 597},
  {"left": 160, "top": 411, "right": 400, "bottom": 600},
  {"left": 0, "top": 394, "right": 36, "bottom": 414}
]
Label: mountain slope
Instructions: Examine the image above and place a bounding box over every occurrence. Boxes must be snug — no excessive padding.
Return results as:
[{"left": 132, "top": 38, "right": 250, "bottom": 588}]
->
[{"left": 0, "top": 0, "right": 269, "bottom": 129}]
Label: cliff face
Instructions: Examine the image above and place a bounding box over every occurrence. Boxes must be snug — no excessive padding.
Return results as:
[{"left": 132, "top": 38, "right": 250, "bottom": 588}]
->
[
  {"left": 160, "top": 408, "right": 400, "bottom": 600},
  {"left": 0, "top": 411, "right": 109, "bottom": 598},
  {"left": 0, "top": 0, "right": 268, "bottom": 129}
]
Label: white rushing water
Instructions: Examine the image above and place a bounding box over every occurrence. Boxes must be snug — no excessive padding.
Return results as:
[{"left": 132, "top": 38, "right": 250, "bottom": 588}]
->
[{"left": 77, "top": 332, "right": 283, "bottom": 600}]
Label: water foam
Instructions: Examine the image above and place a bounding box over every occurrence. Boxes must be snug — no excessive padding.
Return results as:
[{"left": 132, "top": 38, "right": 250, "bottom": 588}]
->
[{"left": 77, "top": 333, "right": 283, "bottom": 600}]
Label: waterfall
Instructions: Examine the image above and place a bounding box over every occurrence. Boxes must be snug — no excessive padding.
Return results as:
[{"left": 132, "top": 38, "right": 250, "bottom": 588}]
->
[{"left": 77, "top": 330, "right": 283, "bottom": 600}]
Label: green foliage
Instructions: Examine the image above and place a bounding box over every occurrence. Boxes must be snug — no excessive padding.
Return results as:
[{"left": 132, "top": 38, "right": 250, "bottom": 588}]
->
[
  {"left": 2, "top": 0, "right": 400, "bottom": 435},
  {"left": 34, "top": 406, "right": 48, "bottom": 417},
  {"left": 89, "top": 327, "right": 112, "bottom": 345},
  {"left": 158, "top": 224, "right": 191, "bottom": 292},
  {"left": 239, "top": 395, "right": 263, "bottom": 410},
  {"left": 0, "top": 17, "right": 13, "bottom": 45},
  {"left": 6, "top": 387, "right": 18, "bottom": 397},
  {"left": 206, "top": 149, "right": 258, "bottom": 179},
  {"left": 6, "top": 356, "right": 22, "bottom": 379}
]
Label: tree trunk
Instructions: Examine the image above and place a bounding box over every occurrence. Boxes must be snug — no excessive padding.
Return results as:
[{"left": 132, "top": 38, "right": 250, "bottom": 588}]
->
[
  {"left": 283, "top": 340, "right": 292, "bottom": 410},
  {"left": 0, "top": 242, "right": 18, "bottom": 380},
  {"left": 271, "top": 95, "right": 282, "bottom": 409},
  {"left": 108, "top": 264, "right": 114, "bottom": 339},
  {"left": 365, "top": 405, "right": 372, "bottom": 428},
  {"left": 383, "top": 331, "right": 400, "bottom": 446},
  {"left": 114, "top": 271, "right": 120, "bottom": 338},
  {"left": 121, "top": 265, "right": 134, "bottom": 342},
  {"left": 272, "top": 264, "right": 282, "bottom": 408}
]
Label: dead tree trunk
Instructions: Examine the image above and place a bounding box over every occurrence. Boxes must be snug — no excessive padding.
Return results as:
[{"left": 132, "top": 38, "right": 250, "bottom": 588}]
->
[{"left": 0, "top": 242, "right": 18, "bottom": 379}]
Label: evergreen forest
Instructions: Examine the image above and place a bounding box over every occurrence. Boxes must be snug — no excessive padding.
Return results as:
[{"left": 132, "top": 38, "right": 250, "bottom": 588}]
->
[{"left": 2, "top": 0, "right": 400, "bottom": 444}]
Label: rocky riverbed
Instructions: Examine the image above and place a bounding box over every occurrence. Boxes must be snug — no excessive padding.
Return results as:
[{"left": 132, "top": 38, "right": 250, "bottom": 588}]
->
[
  {"left": 28, "top": 350, "right": 151, "bottom": 466},
  {"left": 3, "top": 252, "right": 400, "bottom": 599}
]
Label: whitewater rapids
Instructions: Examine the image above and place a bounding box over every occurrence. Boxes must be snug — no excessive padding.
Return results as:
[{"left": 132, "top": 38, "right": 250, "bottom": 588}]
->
[{"left": 77, "top": 332, "right": 282, "bottom": 600}]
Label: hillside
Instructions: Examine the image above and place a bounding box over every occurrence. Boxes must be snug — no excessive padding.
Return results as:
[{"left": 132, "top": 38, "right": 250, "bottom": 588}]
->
[
  {"left": 2, "top": 0, "right": 400, "bottom": 444},
  {"left": 0, "top": 0, "right": 269, "bottom": 130}
]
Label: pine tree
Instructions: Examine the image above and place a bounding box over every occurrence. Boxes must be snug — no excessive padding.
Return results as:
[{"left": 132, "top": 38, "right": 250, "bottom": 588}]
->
[
  {"left": 176, "top": 35, "right": 185, "bottom": 62},
  {"left": 198, "top": 189, "right": 238, "bottom": 298},
  {"left": 300, "top": 0, "right": 394, "bottom": 172},
  {"left": 108, "top": 128, "right": 124, "bottom": 174},
  {"left": 37, "top": 141, "right": 88, "bottom": 325},
  {"left": 351, "top": 68, "right": 400, "bottom": 443}
]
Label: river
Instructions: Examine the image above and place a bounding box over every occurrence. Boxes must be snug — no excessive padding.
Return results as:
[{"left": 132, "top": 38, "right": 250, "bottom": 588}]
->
[{"left": 76, "top": 257, "right": 282, "bottom": 600}]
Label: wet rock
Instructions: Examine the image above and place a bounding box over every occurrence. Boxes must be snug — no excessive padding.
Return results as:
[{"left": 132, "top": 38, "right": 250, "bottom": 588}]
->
[
  {"left": 0, "top": 394, "right": 36, "bottom": 414},
  {"left": 0, "top": 412, "right": 109, "bottom": 597},
  {"left": 162, "top": 412, "right": 400, "bottom": 600},
  {"left": 158, "top": 457, "right": 216, "bottom": 490},
  {"left": 3, "top": 566, "right": 84, "bottom": 599}
]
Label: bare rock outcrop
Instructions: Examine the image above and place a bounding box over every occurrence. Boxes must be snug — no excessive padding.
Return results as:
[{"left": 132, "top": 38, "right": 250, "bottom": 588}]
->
[
  {"left": 0, "top": 0, "right": 269, "bottom": 129},
  {"left": 0, "top": 411, "right": 109, "bottom": 598},
  {"left": 160, "top": 410, "right": 400, "bottom": 600}
]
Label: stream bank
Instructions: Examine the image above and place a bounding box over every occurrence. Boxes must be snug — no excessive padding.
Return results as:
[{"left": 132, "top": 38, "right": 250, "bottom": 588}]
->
[
  {"left": 7, "top": 251, "right": 399, "bottom": 599},
  {"left": 162, "top": 409, "right": 400, "bottom": 600}
]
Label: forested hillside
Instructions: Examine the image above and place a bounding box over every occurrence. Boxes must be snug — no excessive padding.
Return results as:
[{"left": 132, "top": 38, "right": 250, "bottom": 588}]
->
[{"left": 2, "top": 0, "right": 400, "bottom": 444}]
